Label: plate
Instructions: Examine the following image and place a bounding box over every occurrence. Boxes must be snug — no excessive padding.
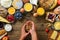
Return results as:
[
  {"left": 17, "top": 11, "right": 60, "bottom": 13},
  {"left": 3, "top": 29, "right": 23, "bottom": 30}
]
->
[
  {"left": 1, "top": 0, "right": 12, "bottom": 8},
  {"left": 4, "top": 24, "right": 12, "bottom": 32},
  {"left": 12, "top": 0, "right": 23, "bottom": 9}
]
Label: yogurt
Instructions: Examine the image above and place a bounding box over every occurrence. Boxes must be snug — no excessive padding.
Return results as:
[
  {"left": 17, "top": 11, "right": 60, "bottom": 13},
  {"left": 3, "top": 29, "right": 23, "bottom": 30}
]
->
[{"left": 4, "top": 24, "right": 12, "bottom": 32}]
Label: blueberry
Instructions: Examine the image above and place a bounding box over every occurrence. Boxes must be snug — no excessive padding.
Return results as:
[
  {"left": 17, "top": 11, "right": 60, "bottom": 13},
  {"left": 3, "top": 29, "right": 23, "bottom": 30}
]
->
[{"left": 14, "top": 12, "right": 23, "bottom": 20}]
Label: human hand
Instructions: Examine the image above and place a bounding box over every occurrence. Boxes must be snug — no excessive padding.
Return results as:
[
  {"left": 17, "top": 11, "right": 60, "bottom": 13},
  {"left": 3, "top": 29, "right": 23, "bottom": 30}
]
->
[
  {"left": 29, "top": 21, "right": 38, "bottom": 40},
  {"left": 20, "top": 23, "right": 29, "bottom": 40},
  {"left": 29, "top": 21, "right": 36, "bottom": 35}
]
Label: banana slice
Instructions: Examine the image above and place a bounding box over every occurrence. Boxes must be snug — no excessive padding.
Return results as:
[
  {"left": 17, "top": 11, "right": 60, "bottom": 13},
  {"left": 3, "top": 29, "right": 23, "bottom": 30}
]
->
[{"left": 0, "top": 16, "right": 10, "bottom": 23}]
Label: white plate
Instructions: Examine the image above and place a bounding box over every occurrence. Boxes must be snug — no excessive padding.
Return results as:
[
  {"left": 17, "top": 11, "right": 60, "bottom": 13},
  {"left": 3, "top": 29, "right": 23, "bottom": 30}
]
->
[
  {"left": 12, "top": 0, "right": 23, "bottom": 9},
  {"left": 1, "top": 0, "right": 12, "bottom": 8}
]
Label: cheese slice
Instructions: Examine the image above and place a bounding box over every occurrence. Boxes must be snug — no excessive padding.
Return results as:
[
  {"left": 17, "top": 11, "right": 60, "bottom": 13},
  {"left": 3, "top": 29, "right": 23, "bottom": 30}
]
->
[
  {"left": 57, "top": 35, "right": 60, "bottom": 40},
  {"left": 0, "top": 16, "right": 10, "bottom": 23},
  {"left": 50, "top": 31, "right": 58, "bottom": 40}
]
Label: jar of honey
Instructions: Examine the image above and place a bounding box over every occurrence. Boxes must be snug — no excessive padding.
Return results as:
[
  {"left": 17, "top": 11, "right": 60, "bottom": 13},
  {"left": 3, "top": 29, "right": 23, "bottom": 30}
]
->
[
  {"left": 24, "top": 3, "right": 33, "bottom": 12},
  {"left": 8, "top": 7, "right": 15, "bottom": 15}
]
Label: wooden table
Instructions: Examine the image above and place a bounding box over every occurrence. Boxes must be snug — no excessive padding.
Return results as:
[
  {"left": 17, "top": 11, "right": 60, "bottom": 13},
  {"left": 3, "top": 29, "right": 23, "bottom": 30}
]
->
[{"left": 8, "top": 13, "right": 49, "bottom": 40}]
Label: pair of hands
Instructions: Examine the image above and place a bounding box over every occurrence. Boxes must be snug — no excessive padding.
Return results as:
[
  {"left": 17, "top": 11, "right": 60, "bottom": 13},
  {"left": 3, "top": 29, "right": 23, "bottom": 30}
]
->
[{"left": 20, "top": 21, "right": 36, "bottom": 40}]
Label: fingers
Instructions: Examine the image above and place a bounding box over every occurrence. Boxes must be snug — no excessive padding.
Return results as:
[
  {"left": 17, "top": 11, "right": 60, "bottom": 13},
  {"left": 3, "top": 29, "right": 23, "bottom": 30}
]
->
[
  {"left": 21, "top": 21, "right": 35, "bottom": 33},
  {"left": 27, "top": 21, "right": 35, "bottom": 30},
  {"left": 31, "top": 21, "right": 35, "bottom": 30},
  {"left": 26, "top": 32, "right": 29, "bottom": 35},
  {"left": 22, "top": 21, "right": 31, "bottom": 30},
  {"left": 24, "top": 32, "right": 30, "bottom": 37}
]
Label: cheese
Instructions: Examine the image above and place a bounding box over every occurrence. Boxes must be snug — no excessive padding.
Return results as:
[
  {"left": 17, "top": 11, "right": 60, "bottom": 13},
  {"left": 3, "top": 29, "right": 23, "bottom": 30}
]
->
[
  {"left": 0, "top": 16, "right": 10, "bottom": 23},
  {"left": 50, "top": 31, "right": 58, "bottom": 40},
  {"left": 57, "top": 35, "right": 60, "bottom": 40},
  {"left": 54, "top": 22, "right": 60, "bottom": 30}
]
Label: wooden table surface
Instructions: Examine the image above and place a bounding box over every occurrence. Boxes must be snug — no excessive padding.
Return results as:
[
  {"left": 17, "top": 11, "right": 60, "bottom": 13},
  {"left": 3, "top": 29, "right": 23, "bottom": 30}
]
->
[{"left": 8, "top": 13, "right": 49, "bottom": 40}]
